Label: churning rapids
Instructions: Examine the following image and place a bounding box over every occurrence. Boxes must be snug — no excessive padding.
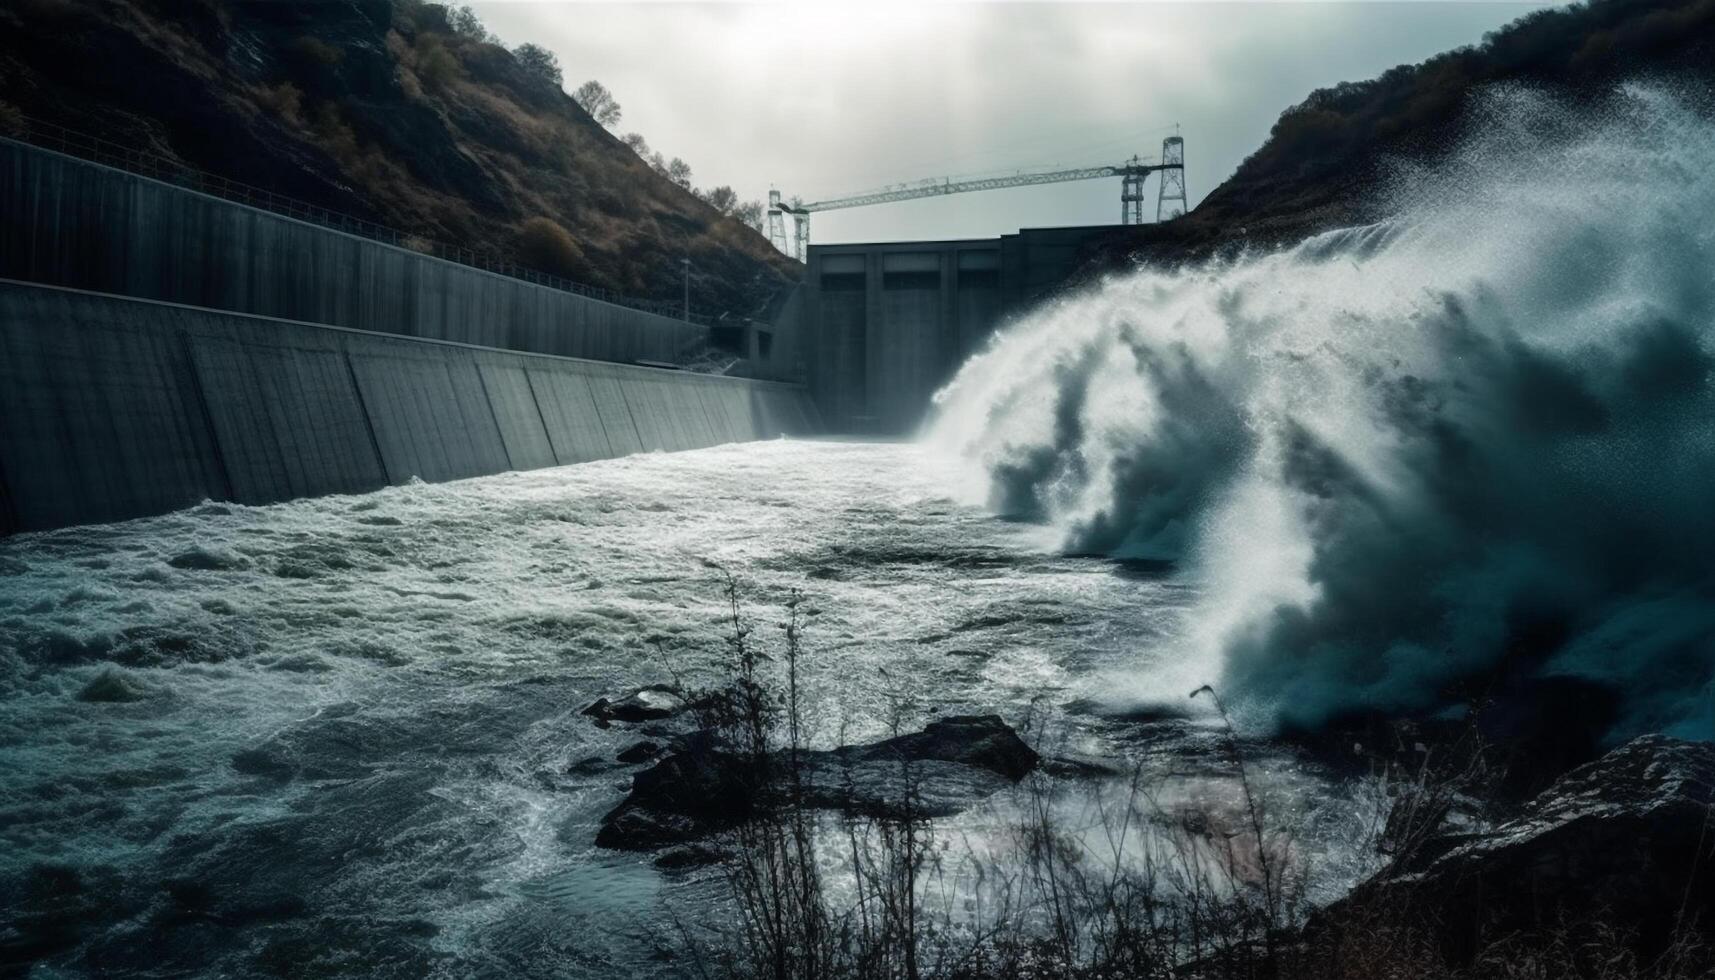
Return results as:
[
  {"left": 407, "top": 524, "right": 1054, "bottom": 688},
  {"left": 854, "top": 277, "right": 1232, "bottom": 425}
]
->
[
  {"left": 933, "top": 83, "right": 1715, "bottom": 744},
  {"left": 0, "top": 441, "right": 1363, "bottom": 977},
  {"left": 3, "top": 82, "right": 1713, "bottom": 978}
]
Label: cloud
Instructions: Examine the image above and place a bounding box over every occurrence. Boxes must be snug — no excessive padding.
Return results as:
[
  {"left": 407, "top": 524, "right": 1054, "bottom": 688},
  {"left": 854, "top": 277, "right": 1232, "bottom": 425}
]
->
[{"left": 470, "top": 1, "right": 1545, "bottom": 243}]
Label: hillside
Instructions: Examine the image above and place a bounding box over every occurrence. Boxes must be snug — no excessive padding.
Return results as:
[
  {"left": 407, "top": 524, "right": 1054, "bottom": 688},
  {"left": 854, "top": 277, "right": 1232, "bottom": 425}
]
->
[
  {"left": 1082, "top": 0, "right": 1715, "bottom": 271},
  {"left": 0, "top": 0, "right": 799, "bottom": 318}
]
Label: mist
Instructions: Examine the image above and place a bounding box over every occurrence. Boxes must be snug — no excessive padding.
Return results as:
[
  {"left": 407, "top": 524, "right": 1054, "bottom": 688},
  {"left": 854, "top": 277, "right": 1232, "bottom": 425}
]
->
[{"left": 929, "top": 83, "right": 1715, "bottom": 743}]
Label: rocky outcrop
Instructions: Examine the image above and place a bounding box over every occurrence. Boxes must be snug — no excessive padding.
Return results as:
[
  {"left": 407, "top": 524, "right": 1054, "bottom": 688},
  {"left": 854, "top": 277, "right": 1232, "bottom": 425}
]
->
[
  {"left": 1323, "top": 735, "right": 1715, "bottom": 964},
  {"left": 596, "top": 715, "right": 1039, "bottom": 851}
]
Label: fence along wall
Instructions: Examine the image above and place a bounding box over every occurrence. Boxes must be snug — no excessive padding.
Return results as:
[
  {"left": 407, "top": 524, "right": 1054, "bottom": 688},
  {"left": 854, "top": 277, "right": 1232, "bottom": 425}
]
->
[
  {"left": 0, "top": 280, "right": 819, "bottom": 535},
  {"left": 0, "top": 138, "right": 712, "bottom": 365}
]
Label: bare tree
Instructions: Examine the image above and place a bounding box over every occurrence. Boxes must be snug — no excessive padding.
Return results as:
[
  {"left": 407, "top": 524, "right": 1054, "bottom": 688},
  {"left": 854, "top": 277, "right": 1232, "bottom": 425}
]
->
[
  {"left": 734, "top": 199, "right": 764, "bottom": 232},
  {"left": 447, "top": 5, "right": 494, "bottom": 44},
  {"left": 667, "top": 157, "right": 693, "bottom": 188},
  {"left": 648, "top": 151, "right": 668, "bottom": 175},
  {"left": 620, "top": 132, "right": 650, "bottom": 157},
  {"left": 512, "top": 43, "right": 562, "bottom": 86},
  {"left": 701, "top": 185, "right": 738, "bottom": 214},
  {"left": 572, "top": 80, "right": 622, "bottom": 128}
]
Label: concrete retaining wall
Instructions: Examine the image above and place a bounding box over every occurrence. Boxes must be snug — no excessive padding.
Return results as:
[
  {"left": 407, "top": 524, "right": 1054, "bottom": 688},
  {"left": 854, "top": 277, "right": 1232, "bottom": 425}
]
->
[
  {"left": 0, "top": 280, "right": 819, "bottom": 535},
  {"left": 0, "top": 138, "right": 712, "bottom": 366}
]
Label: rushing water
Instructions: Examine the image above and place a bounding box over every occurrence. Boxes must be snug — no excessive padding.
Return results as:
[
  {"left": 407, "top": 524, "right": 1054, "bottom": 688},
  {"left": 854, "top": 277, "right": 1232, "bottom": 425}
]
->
[
  {"left": 10, "top": 77, "right": 1705, "bottom": 980},
  {"left": 930, "top": 83, "right": 1715, "bottom": 743},
  {"left": 5, "top": 440, "right": 1347, "bottom": 978}
]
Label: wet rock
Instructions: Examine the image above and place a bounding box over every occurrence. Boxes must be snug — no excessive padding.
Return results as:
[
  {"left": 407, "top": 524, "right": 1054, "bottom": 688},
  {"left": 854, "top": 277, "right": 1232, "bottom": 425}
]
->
[
  {"left": 1039, "top": 753, "right": 1127, "bottom": 779},
  {"left": 653, "top": 845, "right": 726, "bottom": 870},
  {"left": 167, "top": 547, "right": 249, "bottom": 572},
  {"left": 833, "top": 714, "right": 1039, "bottom": 782},
  {"left": 76, "top": 668, "right": 147, "bottom": 703},
  {"left": 1322, "top": 735, "right": 1715, "bottom": 964},
  {"left": 617, "top": 741, "right": 662, "bottom": 765},
  {"left": 596, "top": 715, "right": 1038, "bottom": 851},
  {"left": 567, "top": 755, "right": 624, "bottom": 777},
  {"left": 582, "top": 684, "right": 688, "bottom": 726}
]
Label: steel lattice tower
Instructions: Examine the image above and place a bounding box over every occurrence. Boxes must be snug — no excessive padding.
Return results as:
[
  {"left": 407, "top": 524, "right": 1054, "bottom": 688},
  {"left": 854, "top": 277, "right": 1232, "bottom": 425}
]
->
[
  {"left": 1157, "top": 136, "right": 1186, "bottom": 221},
  {"left": 766, "top": 190, "right": 790, "bottom": 256},
  {"left": 1120, "top": 155, "right": 1148, "bottom": 225}
]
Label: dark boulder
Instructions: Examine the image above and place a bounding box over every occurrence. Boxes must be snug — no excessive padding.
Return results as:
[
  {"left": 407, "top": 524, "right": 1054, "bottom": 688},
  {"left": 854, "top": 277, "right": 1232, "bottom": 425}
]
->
[
  {"left": 1039, "top": 753, "right": 1127, "bottom": 780},
  {"left": 1322, "top": 734, "right": 1715, "bottom": 964},
  {"left": 582, "top": 685, "right": 688, "bottom": 726},
  {"left": 653, "top": 845, "right": 726, "bottom": 871},
  {"left": 827, "top": 714, "right": 1039, "bottom": 782},
  {"left": 566, "top": 755, "right": 624, "bottom": 777},
  {"left": 596, "top": 715, "right": 1039, "bottom": 851},
  {"left": 76, "top": 668, "right": 148, "bottom": 703},
  {"left": 616, "top": 741, "right": 662, "bottom": 765}
]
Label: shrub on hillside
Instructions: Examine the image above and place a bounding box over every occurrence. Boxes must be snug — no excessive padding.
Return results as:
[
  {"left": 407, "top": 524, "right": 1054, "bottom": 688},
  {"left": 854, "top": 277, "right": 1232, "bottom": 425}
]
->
[
  {"left": 254, "top": 82, "right": 304, "bottom": 127},
  {"left": 413, "top": 35, "right": 461, "bottom": 91},
  {"left": 516, "top": 216, "right": 586, "bottom": 279},
  {"left": 290, "top": 35, "right": 343, "bottom": 67}
]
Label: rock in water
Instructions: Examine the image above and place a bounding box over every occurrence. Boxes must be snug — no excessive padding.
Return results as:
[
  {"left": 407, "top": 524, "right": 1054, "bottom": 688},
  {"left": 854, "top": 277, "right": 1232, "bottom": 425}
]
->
[
  {"left": 76, "top": 668, "right": 147, "bottom": 703},
  {"left": 826, "top": 714, "right": 1040, "bottom": 781},
  {"left": 1327, "top": 735, "right": 1715, "bottom": 963},
  {"left": 595, "top": 715, "right": 1039, "bottom": 851},
  {"left": 616, "top": 741, "right": 662, "bottom": 764},
  {"left": 582, "top": 685, "right": 688, "bottom": 725}
]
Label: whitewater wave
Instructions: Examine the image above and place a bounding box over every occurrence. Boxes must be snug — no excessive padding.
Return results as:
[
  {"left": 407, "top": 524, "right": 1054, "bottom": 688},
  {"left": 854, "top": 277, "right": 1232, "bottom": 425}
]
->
[{"left": 928, "top": 83, "right": 1715, "bottom": 742}]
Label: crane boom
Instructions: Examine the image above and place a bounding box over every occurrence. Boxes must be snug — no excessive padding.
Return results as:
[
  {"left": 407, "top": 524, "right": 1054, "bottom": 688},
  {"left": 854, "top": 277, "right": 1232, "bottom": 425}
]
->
[
  {"left": 788, "top": 164, "right": 1153, "bottom": 214},
  {"left": 766, "top": 135, "right": 1186, "bottom": 260}
]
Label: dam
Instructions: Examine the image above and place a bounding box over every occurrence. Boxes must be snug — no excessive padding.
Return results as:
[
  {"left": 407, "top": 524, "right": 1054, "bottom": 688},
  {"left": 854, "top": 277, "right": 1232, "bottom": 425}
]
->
[
  {"left": 0, "top": 136, "right": 818, "bottom": 534},
  {"left": 0, "top": 133, "right": 1114, "bottom": 533},
  {"left": 799, "top": 226, "right": 1128, "bottom": 434}
]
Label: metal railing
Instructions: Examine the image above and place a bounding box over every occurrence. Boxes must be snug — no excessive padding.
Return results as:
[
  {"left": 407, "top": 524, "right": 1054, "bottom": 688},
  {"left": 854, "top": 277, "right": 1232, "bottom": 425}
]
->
[{"left": 2, "top": 115, "right": 731, "bottom": 327}]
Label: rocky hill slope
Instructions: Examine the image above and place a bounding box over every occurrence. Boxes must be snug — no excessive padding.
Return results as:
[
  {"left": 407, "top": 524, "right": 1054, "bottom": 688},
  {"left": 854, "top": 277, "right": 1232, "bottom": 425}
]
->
[
  {"left": 1085, "top": 0, "right": 1715, "bottom": 270},
  {"left": 0, "top": 0, "right": 798, "bottom": 318}
]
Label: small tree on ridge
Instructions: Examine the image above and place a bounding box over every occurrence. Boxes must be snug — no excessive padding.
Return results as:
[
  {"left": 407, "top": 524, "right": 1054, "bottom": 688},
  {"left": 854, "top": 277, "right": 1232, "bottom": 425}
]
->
[
  {"left": 572, "top": 80, "right": 622, "bottom": 128},
  {"left": 513, "top": 43, "right": 562, "bottom": 86}
]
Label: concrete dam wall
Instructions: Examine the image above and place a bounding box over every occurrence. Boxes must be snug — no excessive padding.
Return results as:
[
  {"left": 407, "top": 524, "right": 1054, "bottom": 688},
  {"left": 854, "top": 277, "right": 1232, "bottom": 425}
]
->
[
  {"left": 0, "top": 280, "right": 819, "bottom": 535},
  {"left": 803, "top": 227, "right": 1118, "bottom": 434},
  {"left": 0, "top": 137, "right": 719, "bottom": 368}
]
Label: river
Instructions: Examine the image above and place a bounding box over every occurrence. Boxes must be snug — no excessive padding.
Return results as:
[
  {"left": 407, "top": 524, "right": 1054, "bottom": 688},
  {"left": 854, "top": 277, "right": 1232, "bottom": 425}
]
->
[{"left": 6, "top": 440, "right": 1363, "bottom": 977}]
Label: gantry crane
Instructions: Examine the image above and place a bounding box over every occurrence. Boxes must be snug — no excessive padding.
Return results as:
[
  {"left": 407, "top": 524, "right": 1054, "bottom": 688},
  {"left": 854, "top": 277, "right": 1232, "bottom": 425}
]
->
[{"left": 769, "top": 135, "right": 1186, "bottom": 261}]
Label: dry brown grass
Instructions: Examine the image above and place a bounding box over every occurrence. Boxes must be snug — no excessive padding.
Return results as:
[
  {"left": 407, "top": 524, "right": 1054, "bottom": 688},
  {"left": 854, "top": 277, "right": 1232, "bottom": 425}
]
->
[
  {"left": 516, "top": 217, "right": 587, "bottom": 278},
  {"left": 252, "top": 82, "right": 304, "bottom": 128},
  {"left": 289, "top": 35, "right": 342, "bottom": 67},
  {"left": 410, "top": 35, "right": 461, "bottom": 92}
]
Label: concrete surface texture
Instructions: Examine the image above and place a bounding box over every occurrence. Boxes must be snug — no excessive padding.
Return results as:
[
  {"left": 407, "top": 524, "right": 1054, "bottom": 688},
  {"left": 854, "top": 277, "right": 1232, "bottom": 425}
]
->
[
  {"left": 802, "top": 227, "right": 1115, "bottom": 435},
  {"left": 0, "top": 138, "right": 718, "bottom": 368},
  {"left": 0, "top": 280, "right": 819, "bottom": 535}
]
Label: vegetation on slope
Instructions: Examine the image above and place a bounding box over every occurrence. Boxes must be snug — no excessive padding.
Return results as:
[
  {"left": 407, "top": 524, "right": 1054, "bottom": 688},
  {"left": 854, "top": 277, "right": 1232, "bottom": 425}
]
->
[
  {"left": 0, "top": 0, "right": 799, "bottom": 317},
  {"left": 1088, "top": 0, "right": 1715, "bottom": 269}
]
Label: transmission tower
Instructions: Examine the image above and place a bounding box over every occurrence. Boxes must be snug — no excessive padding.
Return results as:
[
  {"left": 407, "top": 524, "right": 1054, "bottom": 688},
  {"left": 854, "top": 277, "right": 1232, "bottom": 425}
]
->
[
  {"left": 765, "top": 133, "right": 1189, "bottom": 256},
  {"left": 1120, "top": 155, "right": 1149, "bottom": 225},
  {"left": 1157, "top": 135, "right": 1186, "bottom": 221},
  {"left": 766, "top": 189, "right": 790, "bottom": 256}
]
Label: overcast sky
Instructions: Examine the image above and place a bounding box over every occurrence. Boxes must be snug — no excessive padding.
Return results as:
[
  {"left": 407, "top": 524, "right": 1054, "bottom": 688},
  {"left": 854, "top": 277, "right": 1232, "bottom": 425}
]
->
[{"left": 469, "top": 1, "right": 1547, "bottom": 245}]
